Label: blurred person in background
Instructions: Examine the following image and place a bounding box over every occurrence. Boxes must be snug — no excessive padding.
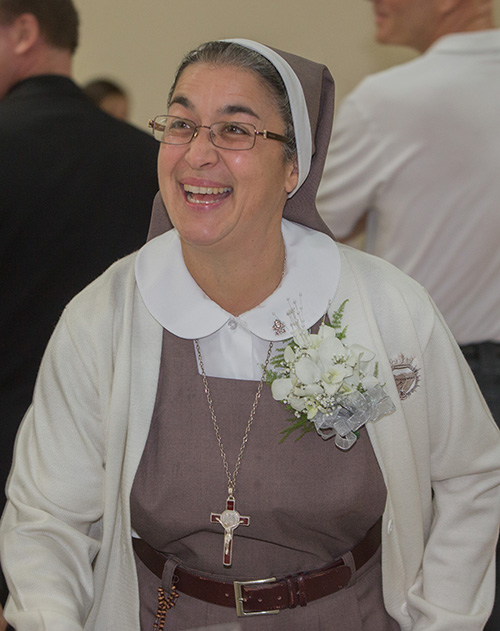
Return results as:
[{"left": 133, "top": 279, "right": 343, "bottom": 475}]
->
[
  {"left": 316, "top": 2, "right": 500, "bottom": 627},
  {"left": 84, "top": 77, "right": 130, "bottom": 121},
  {"left": 0, "top": 0, "right": 158, "bottom": 613},
  {"left": 317, "top": 0, "right": 499, "bottom": 420}
]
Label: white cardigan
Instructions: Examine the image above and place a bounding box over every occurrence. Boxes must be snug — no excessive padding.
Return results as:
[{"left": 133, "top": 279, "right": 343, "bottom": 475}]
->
[{"left": 1, "top": 244, "right": 499, "bottom": 631}]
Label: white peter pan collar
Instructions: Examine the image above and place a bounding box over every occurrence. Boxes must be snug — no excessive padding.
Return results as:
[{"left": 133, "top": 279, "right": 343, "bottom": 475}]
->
[{"left": 135, "top": 219, "right": 340, "bottom": 341}]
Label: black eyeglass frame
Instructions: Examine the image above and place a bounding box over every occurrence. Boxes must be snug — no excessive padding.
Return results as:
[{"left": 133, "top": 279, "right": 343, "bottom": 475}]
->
[{"left": 148, "top": 115, "right": 292, "bottom": 151}]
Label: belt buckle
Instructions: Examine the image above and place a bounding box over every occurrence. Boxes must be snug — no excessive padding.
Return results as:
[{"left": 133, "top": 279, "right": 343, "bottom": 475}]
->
[{"left": 233, "top": 577, "right": 280, "bottom": 617}]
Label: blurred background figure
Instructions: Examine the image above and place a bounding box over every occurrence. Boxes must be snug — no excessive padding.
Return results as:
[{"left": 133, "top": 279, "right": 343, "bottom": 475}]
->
[
  {"left": 317, "top": 3, "right": 499, "bottom": 627},
  {"left": 317, "top": 0, "right": 500, "bottom": 421},
  {"left": 84, "top": 77, "right": 130, "bottom": 120},
  {"left": 0, "top": 0, "right": 158, "bottom": 612}
]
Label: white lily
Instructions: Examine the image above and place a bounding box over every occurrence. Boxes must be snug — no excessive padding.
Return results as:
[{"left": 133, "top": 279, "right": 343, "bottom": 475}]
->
[
  {"left": 318, "top": 323, "right": 338, "bottom": 340},
  {"left": 322, "top": 380, "right": 342, "bottom": 396},
  {"left": 284, "top": 345, "right": 296, "bottom": 364},
  {"left": 288, "top": 394, "right": 307, "bottom": 412},
  {"left": 271, "top": 377, "right": 293, "bottom": 401},
  {"left": 305, "top": 399, "right": 319, "bottom": 419},
  {"left": 303, "top": 383, "right": 324, "bottom": 396},
  {"left": 347, "top": 344, "right": 375, "bottom": 369},
  {"left": 295, "top": 356, "right": 321, "bottom": 385},
  {"left": 318, "top": 335, "right": 348, "bottom": 367},
  {"left": 322, "top": 364, "right": 352, "bottom": 395}
]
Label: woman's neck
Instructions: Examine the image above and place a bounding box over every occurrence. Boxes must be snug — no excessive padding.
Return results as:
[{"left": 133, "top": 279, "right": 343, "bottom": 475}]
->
[{"left": 181, "top": 235, "right": 286, "bottom": 316}]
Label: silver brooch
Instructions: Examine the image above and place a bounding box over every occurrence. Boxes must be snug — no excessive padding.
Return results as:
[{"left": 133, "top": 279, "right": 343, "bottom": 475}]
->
[
  {"left": 390, "top": 355, "right": 420, "bottom": 400},
  {"left": 272, "top": 318, "right": 287, "bottom": 336}
]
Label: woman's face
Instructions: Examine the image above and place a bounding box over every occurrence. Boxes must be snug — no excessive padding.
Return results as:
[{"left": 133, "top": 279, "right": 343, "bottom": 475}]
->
[{"left": 157, "top": 63, "right": 298, "bottom": 254}]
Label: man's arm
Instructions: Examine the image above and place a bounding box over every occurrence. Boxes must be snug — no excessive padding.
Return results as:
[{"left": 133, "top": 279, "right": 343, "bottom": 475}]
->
[{"left": 317, "top": 93, "right": 384, "bottom": 241}]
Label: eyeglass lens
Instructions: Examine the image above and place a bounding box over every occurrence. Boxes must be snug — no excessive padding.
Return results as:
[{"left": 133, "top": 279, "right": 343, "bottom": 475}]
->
[{"left": 152, "top": 116, "right": 256, "bottom": 150}]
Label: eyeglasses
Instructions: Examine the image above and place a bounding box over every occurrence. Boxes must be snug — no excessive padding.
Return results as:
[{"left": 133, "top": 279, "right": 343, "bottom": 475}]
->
[{"left": 148, "top": 115, "right": 292, "bottom": 151}]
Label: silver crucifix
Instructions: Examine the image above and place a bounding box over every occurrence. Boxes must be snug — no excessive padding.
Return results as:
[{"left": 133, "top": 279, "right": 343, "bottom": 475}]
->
[{"left": 210, "top": 495, "right": 250, "bottom": 567}]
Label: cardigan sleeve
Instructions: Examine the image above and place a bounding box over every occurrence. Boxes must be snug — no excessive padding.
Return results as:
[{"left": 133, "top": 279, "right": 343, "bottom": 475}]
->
[
  {"left": 0, "top": 310, "right": 106, "bottom": 631},
  {"left": 407, "top": 304, "right": 500, "bottom": 630}
]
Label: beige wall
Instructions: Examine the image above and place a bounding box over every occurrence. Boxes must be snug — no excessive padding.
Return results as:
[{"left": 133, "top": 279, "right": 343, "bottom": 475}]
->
[{"left": 73, "top": 0, "right": 500, "bottom": 131}]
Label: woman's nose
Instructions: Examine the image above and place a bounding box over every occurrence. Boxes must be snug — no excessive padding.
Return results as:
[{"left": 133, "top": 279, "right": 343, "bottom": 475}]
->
[{"left": 185, "top": 126, "right": 219, "bottom": 168}]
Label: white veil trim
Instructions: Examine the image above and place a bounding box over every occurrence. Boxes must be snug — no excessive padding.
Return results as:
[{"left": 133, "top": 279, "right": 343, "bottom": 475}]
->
[{"left": 223, "top": 38, "right": 312, "bottom": 197}]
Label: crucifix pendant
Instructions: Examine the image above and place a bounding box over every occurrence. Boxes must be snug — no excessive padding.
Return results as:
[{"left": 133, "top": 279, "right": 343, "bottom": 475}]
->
[{"left": 210, "top": 494, "right": 250, "bottom": 567}]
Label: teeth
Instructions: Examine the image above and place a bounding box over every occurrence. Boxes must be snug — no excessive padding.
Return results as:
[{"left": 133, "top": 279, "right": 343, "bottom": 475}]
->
[
  {"left": 183, "top": 184, "right": 231, "bottom": 195},
  {"left": 189, "top": 197, "right": 219, "bottom": 205}
]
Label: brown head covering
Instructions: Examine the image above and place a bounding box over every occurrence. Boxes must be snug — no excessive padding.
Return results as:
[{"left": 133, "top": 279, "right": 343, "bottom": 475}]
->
[{"left": 147, "top": 40, "right": 335, "bottom": 240}]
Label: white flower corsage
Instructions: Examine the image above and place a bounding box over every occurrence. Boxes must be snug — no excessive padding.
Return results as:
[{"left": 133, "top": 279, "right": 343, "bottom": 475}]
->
[{"left": 266, "top": 300, "right": 396, "bottom": 450}]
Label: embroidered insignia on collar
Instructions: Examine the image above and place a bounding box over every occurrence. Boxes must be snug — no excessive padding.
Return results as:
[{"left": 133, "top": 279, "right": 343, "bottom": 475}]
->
[{"left": 390, "top": 355, "right": 420, "bottom": 400}]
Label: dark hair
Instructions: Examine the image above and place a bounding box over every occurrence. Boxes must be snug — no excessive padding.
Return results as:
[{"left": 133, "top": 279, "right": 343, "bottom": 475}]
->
[
  {"left": 0, "top": 0, "right": 79, "bottom": 53},
  {"left": 168, "top": 41, "right": 297, "bottom": 163},
  {"left": 84, "top": 78, "right": 127, "bottom": 107}
]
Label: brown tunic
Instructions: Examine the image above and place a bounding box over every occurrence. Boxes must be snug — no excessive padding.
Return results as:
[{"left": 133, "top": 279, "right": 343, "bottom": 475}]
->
[{"left": 130, "top": 329, "right": 401, "bottom": 630}]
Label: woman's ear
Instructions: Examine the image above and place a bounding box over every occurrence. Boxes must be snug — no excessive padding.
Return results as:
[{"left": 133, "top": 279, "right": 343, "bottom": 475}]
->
[{"left": 285, "top": 158, "right": 299, "bottom": 194}]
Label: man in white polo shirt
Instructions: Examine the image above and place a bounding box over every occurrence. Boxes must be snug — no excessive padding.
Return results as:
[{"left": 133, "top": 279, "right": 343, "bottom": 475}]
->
[{"left": 317, "top": 0, "right": 499, "bottom": 419}]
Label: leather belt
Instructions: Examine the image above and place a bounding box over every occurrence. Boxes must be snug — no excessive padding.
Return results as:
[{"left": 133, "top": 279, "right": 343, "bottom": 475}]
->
[{"left": 133, "top": 517, "right": 382, "bottom": 617}]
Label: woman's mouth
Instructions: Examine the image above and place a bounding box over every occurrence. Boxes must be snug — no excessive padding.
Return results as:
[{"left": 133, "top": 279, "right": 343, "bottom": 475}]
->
[{"left": 183, "top": 183, "right": 232, "bottom": 205}]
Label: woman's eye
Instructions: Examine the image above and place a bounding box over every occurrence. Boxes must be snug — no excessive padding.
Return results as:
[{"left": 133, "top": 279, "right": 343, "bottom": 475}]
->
[
  {"left": 170, "top": 119, "right": 192, "bottom": 130},
  {"left": 222, "top": 123, "right": 251, "bottom": 135}
]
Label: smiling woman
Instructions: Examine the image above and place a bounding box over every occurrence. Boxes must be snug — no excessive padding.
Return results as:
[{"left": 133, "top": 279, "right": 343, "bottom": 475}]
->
[
  {"left": 155, "top": 61, "right": 298, "bottom": 315},
  {"left": 1, "top": 38, "right": 500, "bottom": 631}
]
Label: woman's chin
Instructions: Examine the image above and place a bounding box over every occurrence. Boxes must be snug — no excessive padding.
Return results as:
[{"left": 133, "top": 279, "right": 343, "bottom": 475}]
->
[{"left": 177, "top": 225, "right": 231, "bottom": 250}]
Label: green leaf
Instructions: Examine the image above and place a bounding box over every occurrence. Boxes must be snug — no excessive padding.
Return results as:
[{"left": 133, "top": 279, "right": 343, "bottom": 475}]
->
[
  {"left": 329, "top": 299, "right": 348, "bottom": 330},
  {"left": 279, "top": 415, "right": 316, "bottom": 443}
]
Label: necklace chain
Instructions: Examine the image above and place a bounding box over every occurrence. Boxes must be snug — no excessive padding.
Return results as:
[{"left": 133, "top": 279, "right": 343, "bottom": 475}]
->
[{"left": 195, "top": 339, "right": 274, "bottom": 495}]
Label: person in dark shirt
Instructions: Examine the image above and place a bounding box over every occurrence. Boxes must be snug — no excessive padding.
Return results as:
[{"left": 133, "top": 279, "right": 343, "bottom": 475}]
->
[{"left": 0, "top": 1, "right": 158, "bottom": 612}]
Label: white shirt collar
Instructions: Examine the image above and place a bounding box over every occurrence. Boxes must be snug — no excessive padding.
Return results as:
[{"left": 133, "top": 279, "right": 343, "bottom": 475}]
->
[
  {"left": 135, "top": 219, "right": 340, "bottom": 341},
  {"left": 429, "top": 29, "right": 500, "bottom": 55}
]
